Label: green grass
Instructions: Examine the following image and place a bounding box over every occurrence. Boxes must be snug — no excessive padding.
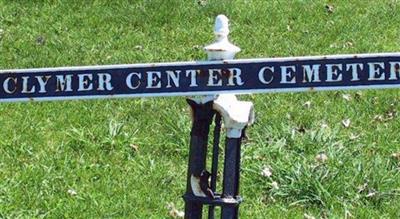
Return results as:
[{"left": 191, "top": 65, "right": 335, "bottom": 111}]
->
[{"left": 1, "top": 0, "right": 400, "bottom": 218}]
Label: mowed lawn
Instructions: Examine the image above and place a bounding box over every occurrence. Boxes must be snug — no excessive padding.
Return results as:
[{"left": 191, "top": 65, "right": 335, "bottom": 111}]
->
[{"left": 1, "top": 0, "right": 400, "bottom": 218}]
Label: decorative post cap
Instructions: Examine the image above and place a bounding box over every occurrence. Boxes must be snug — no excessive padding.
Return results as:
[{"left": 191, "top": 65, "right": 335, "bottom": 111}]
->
[
  {"left": 204, "top": 15, "right": 241, "bottom": 61},
  {"left": 214, "top": 15, "right": 230, "bottom": 38}
]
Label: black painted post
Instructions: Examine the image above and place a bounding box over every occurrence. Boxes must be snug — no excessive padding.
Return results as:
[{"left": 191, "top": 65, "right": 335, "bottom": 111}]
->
[
  {"left": 220, "top": 136, "right": 243, "bottom": 219},
  {"left": 213, "top": 94, "right": 254, "bottom": 219},
  {"left": 184, "top": 100, "right": 215, "bottom": 219},
  {"left": 208, "top": 113, "right": 222, "bottom": 219}
]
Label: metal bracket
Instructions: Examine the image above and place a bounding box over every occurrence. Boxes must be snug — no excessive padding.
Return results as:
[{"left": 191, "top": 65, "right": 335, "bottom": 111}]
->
[{"left": 213, "top": 94, "right": 254, "bottom": 138}]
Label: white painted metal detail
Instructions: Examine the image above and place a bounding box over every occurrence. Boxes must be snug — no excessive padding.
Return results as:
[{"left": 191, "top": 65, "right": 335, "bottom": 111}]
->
[
  {"left": 190, "top": 175, "right": 207, "bottom": 197},
  {"left": 204, "top": 14, "right": 241, "bottom": 61},
  {"left": 213, "top": 94, "right": 254, "bottom": 138}
]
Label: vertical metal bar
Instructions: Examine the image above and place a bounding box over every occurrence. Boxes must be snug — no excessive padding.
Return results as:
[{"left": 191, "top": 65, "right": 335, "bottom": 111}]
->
[
  {"left": 211, "top": 113, "right": 222, "bottom": 191},
  {"left": 221, "top": 137, "right": 242, "bottom": 219},
  {"left": 208, "top": 113, "right": 222, "bottom": 219},
  {"left": 184, "top": 99, "right": 215, "bottom": 219},
  {"left": 233, "top": 131, "right": 244, "bottom": 217}
]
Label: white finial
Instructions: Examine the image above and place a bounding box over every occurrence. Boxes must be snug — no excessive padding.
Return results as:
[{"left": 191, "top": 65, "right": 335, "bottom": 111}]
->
[
  {"left": 204, "top": 14, "right": 240, "bottom": 60},
  {"left": 214, "top": 15, "right": 229, "bottom": 40}
]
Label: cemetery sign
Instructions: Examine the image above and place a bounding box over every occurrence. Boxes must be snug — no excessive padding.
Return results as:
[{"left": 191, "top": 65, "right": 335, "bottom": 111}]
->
[{"left": 1, "top": 53, "right": 400, "bottom": 102}]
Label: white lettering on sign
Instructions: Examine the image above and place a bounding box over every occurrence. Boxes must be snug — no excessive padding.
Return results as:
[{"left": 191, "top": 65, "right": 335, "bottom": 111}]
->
[
  {"left": 98, "top": 73, "right": 113, "bottom": 91},
  {"left": 258, "top": 66, "right": 274, "bottom": 84},
  {"left": 368, "top": 62, "right": 385, "bottom": 81},
  {"left": 78, "top": 74, "right": 93, "bottom": 91},
  {"left": 346, "top": 63, "right": 363, "bottom": 81},
  {"left": 36, "top": 76, "right": 51, "bottom": 93},
  {"left": 302, "top": 64, "right": 321, "bottom": 83},
  {"left": 208, "top": 69, "right": 222, "bottom": 86},
  {"left": 56, "top": 75, "right": 73, "bottom": 92},
  {"left": 389, "top": 62, "right": 400, "bottom": 80},
  {"left": 22, "top": 76, "right": 35, "bottom": 93},
  {"left": 280, "top": 65, "right": 296, "bottom": 84},
  {"left": 147, "top": 71, "right": 162, "bottom": 88},
  {"left": 3, "top": 77, "right": 17, "bottom": 94},
  {"left": 186, "top": 70, "right": 198, "bottom": 87},
  {"left": 126, "top": 72, "right": 141, "bottom": 89},
  {"left": 227, "top": 68, "right": 244, "bottom": 86},
  {"left": 326, "top": 64, "right": 343, "bottom": 82},
  {"left": 166, "top": 70, "right": 181, "bottom": 88}
]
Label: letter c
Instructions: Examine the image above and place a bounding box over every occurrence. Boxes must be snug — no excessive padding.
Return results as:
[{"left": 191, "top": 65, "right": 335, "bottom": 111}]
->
[
  {"left": 258, "top": 66, "right": 274, "bottom": 84},
  {"left": 3, "top": 77, "right": 17, "bottom": 94},
  {"left": 126, "top": 72, "right": 141, "bottom": 89}
]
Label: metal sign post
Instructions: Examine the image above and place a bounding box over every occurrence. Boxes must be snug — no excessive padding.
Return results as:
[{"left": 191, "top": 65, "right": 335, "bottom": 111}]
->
[
  {"left": 184, "top": 99, "right": 215, "bottom": 218},
  {"left": 213, "top": 94, "right": 254, "bottom": 219},
  {"left": 183, "top": 15, "right": 254, "bottom": 219}
]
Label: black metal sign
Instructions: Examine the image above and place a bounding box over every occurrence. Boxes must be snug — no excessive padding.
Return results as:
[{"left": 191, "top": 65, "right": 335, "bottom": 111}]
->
[{"left": 1, "top": 53, "right": 400, "bottom": 102}]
